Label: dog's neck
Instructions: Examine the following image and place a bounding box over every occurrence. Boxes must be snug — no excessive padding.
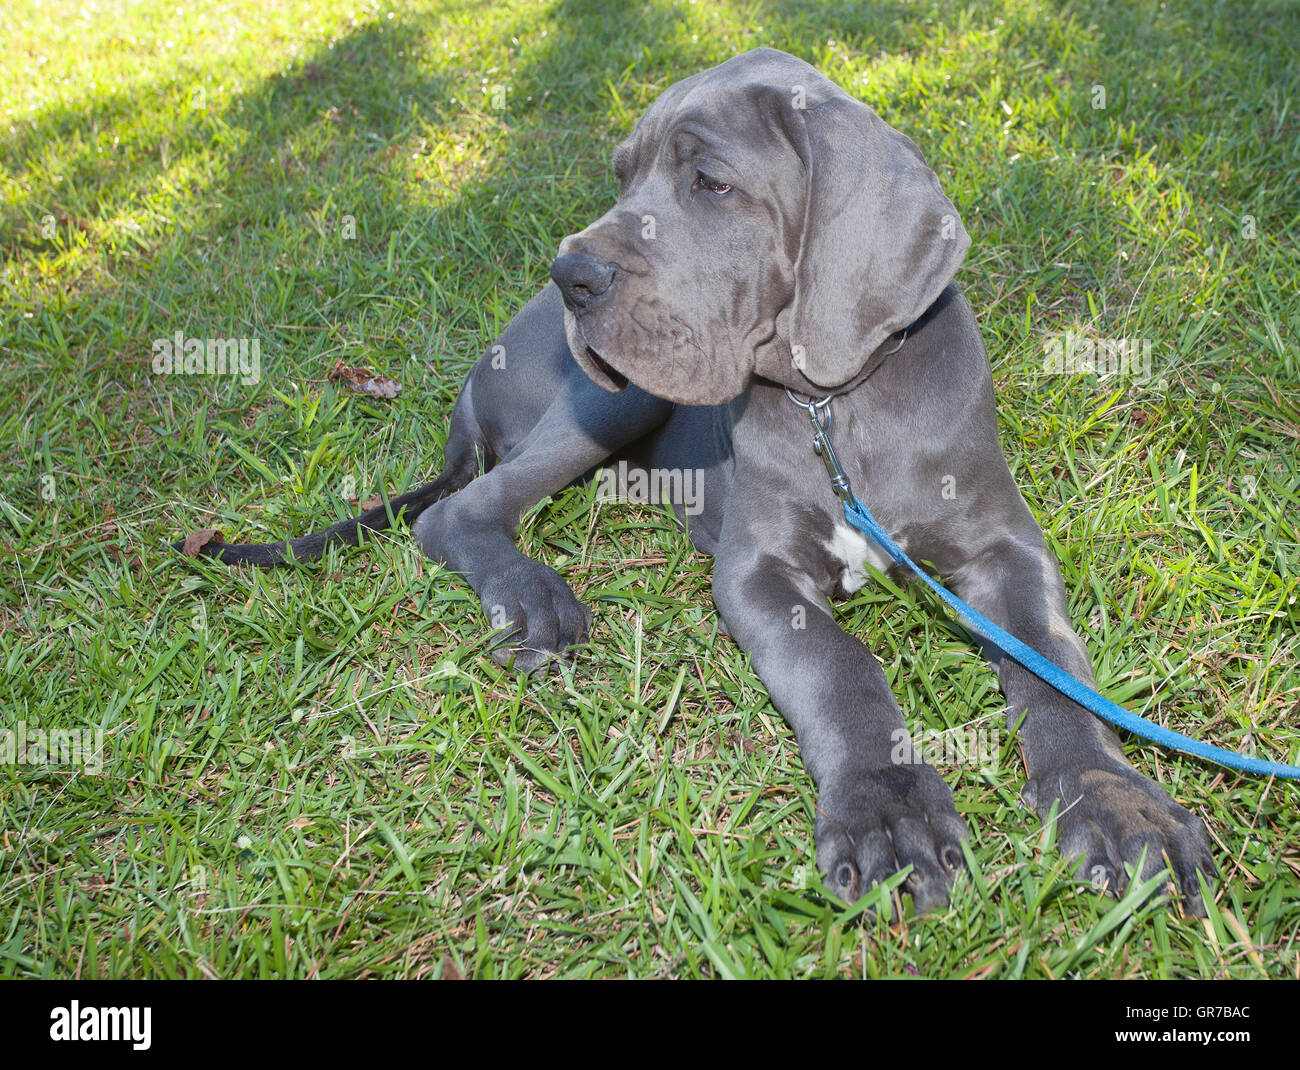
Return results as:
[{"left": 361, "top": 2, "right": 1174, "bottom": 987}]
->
[
  {"left": 757, "top": 320, "right": 912, "bottom": 400},
  {"left": 759, "top": 285, "right": 955, "bottom": 399}
]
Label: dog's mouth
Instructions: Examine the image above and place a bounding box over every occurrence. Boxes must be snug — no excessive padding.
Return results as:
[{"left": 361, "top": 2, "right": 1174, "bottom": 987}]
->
[
  {"left": 585, "top": 345, "right": 628, "bottom": 391},
  {"left": 565, "top": 307, "right": 631, "bottom": 393}
]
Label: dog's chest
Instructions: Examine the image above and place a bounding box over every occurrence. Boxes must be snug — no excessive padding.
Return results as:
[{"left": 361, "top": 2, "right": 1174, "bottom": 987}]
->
[{"left": 826, "top": 522, "right": 899, "bottom": 594}]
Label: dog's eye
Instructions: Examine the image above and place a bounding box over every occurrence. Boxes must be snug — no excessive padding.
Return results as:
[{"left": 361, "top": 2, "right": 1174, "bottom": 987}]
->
[{"left": 693, "top": 171, "right": 732, "bottom": 196}]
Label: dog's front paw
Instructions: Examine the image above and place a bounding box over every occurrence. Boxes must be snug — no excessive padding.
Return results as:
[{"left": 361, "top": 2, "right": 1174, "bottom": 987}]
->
[
  {"left": 1023, "top": 763, "right": 1216, "bottom": 915},
  {"left": 815, "top": 764, "right": 969, "bottom": 912},
  {"left": 478, "top": 559, "right": 592, "bottom": 674}
]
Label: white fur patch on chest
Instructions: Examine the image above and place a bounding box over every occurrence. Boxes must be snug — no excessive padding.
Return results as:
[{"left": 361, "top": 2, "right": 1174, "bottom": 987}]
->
[{"left": 828, "top": 522, "right": 898, "bottom": 593}]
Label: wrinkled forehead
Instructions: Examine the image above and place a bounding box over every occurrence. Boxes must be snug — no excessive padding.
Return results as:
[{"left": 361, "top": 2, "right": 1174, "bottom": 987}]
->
[{"left": 612, "top": 52, "right": 839, "bottom": 181}]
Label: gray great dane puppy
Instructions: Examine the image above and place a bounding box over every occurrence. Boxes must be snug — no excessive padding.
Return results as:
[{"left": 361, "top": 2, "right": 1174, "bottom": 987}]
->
[{"left": 191, "top": 49, "right": 1215, "bottom": 912}]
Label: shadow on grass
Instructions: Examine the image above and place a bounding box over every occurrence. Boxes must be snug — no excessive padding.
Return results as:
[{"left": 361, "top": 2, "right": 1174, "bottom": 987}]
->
[{"left": 2, "top": 1, "right": 709, "bottom": 520}]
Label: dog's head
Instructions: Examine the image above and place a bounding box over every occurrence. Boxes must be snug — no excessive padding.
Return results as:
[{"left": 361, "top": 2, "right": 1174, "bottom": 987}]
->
[{"left": 553, "top": 48, "right": 969, "bottom": 405}]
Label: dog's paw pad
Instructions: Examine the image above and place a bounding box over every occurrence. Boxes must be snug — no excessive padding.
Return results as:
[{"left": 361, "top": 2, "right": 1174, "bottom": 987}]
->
[
  {"left": 480, "top": 559, "right": 591, "bottom": 674},
  {"left": 815, "top": 764, "right": 969, "bottom": 912},
  {"left": 1025, "top": 764, "right": 1216, "bottom": 915}
]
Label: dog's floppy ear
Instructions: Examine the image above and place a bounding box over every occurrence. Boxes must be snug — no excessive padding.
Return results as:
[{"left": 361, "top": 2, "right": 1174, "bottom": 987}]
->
[{"left": 772, "top": 94, "right": 969, "bottom": 391}]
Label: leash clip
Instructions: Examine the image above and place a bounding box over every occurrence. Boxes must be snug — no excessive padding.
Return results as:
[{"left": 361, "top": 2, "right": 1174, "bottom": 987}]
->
[
  {"left": 787, "top": 389, "right": 855, "bottom": 506},
  {"left": 783, "top": 324, "right": 913, "bottom": 508}
]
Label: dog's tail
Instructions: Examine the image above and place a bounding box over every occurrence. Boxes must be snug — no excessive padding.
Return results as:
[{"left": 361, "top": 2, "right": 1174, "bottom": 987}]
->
[
  {"left": 178, "top": 385, "right": 489, "bottom": 567},
  {"left": 174, "top": 471, "right": 468, "bottom": 566}
]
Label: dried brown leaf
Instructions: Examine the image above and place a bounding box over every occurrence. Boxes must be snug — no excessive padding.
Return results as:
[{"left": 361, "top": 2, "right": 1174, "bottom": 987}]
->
[
  {"left": 328, "top": 359, "right": 401, "bottom": 399},
  {"left": 181, "top": 528, "right": 224, "bottom": 557}
]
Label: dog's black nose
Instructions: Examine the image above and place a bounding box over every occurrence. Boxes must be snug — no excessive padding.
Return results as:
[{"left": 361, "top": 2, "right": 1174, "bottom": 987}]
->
[{"left": 551, "top": 253, "right": 616, "bottom": 309}]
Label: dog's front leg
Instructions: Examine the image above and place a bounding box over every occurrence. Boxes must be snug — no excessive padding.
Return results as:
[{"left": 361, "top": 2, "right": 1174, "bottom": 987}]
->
[
  {"left": 949, "top": 524, "right": 1216, "bottom": 911},
  {"left": 413, "top": 374, "right": 671, "bottom": 672},
  {"left": 713, "top": 548, "right": 969, "bottom": 910}
]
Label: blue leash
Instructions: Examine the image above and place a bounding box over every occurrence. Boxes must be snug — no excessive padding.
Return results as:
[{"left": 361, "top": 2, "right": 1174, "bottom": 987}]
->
[{"left": 789, "top": 385, "right": 1300, "bottom": 780}]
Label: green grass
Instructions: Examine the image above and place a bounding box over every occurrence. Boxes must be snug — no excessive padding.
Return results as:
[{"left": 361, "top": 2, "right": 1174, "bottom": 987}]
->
[{"left": 1, "top": 0, "right": 1297, "bottom": 978}]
